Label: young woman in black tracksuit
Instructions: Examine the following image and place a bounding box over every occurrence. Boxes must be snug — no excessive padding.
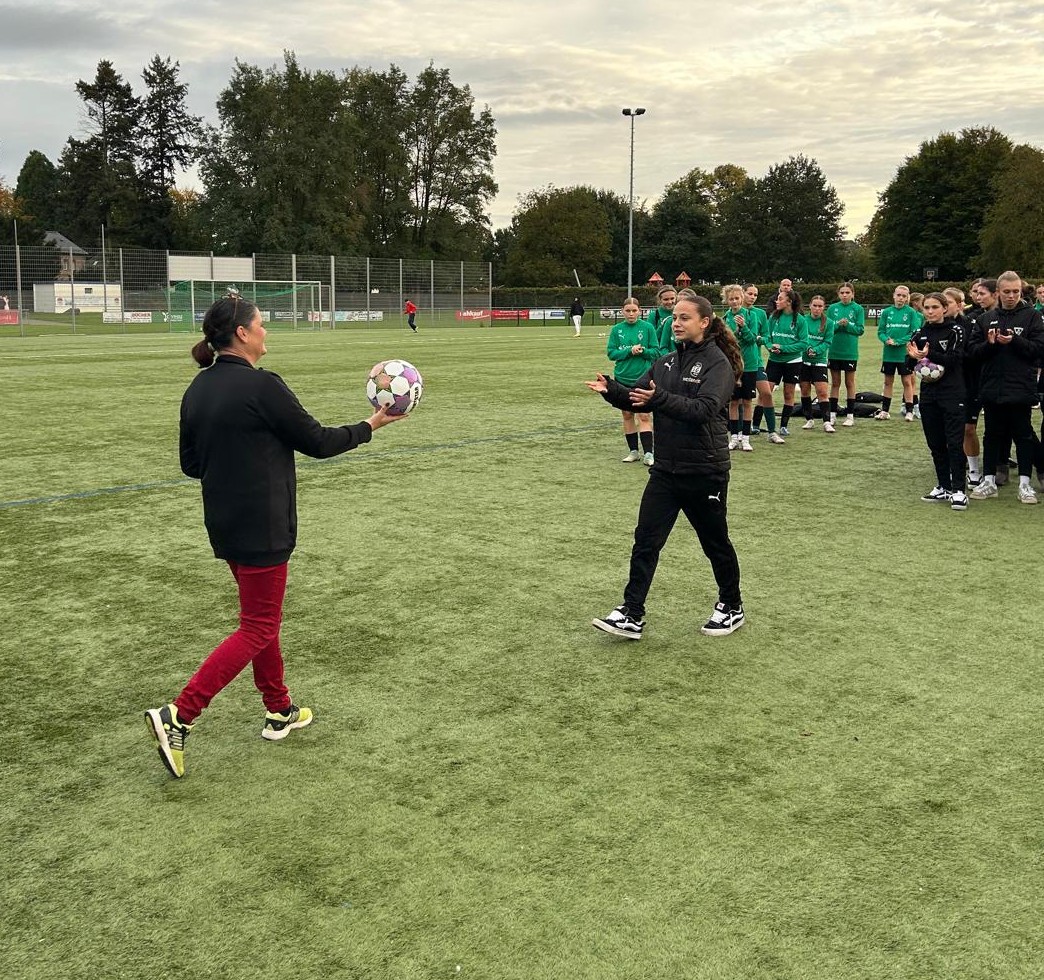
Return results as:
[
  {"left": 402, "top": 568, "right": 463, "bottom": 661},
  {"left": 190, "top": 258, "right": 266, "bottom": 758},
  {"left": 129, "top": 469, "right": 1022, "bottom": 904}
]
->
[
  {"left": 965, "top": 273, "right": 1044, "bottom": 503},
  {"left": 906, "top": 292, "right": 968, "bottom": 509},
  {"left": 585, "top": 290, "right": 747, "bottom": 638}
]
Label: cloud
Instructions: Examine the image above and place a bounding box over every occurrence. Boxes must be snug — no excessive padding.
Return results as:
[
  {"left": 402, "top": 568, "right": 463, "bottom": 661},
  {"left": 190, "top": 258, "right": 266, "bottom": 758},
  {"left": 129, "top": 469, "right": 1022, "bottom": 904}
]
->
[{"left": 2, "top": 0, "right": 1044, "bottom": 238}]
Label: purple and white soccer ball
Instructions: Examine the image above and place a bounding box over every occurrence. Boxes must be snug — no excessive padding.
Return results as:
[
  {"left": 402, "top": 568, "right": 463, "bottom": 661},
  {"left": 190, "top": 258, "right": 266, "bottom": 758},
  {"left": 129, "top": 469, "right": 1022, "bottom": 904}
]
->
[
  {"left": 914, "top": 358, "right": 944, "bottom": 382},
  {"left": 366, "top": 359, "right": 424, "bottom": 415}
]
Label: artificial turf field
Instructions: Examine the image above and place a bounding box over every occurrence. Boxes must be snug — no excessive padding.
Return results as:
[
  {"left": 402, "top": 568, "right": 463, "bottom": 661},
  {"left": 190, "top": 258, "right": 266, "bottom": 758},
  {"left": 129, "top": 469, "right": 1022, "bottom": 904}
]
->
[{"left": 2, "top": 323, "right": 1041, "bottom": 980}]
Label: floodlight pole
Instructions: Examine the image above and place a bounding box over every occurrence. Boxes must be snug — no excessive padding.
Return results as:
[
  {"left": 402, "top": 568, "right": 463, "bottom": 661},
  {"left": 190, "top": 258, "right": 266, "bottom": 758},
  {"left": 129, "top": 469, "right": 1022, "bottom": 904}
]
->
[{"left": 622, "top": 107, "right": 646, "bottom": 297}]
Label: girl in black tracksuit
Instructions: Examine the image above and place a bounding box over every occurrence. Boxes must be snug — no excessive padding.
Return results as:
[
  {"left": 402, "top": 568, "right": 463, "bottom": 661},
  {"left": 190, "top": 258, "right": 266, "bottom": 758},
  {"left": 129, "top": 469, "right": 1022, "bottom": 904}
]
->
[
  {"left": 586, "top": 291, "right": 747, "bottom": 638},
  {"left": 906, "top": 292, "right": 967, "bottom": 507},
  {"left": 965, "top": 288, "right": 1044, "bottom": 499}
]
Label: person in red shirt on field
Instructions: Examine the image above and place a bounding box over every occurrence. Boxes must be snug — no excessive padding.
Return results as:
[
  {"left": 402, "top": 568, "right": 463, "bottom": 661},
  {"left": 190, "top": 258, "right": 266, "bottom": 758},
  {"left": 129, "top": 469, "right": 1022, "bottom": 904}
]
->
[{"left": 405, "top": 299, "right": 418, "bottom": 332}]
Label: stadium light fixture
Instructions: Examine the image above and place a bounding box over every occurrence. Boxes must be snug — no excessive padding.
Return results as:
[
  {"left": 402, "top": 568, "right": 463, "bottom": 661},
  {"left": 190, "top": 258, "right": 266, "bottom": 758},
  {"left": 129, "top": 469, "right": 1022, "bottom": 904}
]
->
[{"left": 622, "top": 108, "right": 646, "bottom": 297}]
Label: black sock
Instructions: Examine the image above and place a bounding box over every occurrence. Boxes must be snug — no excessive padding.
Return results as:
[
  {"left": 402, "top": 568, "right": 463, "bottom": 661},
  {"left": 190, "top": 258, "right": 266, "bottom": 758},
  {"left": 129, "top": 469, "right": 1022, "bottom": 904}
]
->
[
  {"left": 913, "top": 395, "right": 919, "bottom": 407},
  {"left": 752, "top": 406, "right": 764, "bottom": 428},
  {"left": 639, "top": 430, "right": 653, "bottom": 454},
  {"left": 819, "top": 400, "right": 831, "bottom": 421},
  {"left": 801, "top": 396, "right": 813, "bottom": 419},
  {"left": 741, "top": 419, "right": 751, "bottom": 436},
  {"left": 882, "top": 397, "right": 892, "bottom": 412},
  {"left": 626, "top": 432, "right": 639, "bottom": 451},
  {"left": 781, "top": 404, "right": 794, "bottom": 428},
  {"left": 904, "top": 401, "right": 914, "bottom": 415},
  {"left": 729, "top": 418, "right": 739, "bottom": 435},
  {"left": 830, "top": 397, "right": 839, "bottom": 416}
]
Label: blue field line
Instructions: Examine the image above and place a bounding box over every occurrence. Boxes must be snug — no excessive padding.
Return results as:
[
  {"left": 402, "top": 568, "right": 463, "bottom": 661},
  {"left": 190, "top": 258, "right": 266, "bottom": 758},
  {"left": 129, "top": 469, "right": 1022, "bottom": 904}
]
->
[{"left": 0, "top": 421, "right": 618, "bottom": 511}]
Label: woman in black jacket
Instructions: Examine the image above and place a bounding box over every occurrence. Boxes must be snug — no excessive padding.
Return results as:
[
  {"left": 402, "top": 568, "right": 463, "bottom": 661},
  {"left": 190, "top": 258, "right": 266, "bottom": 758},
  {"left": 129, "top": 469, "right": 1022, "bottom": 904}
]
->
[
  {"left": 965, "top": 272, "right": 1044, "bottom": 504},
  {"left": 145, "top": 296, "right": 403, "bottom": 778},
  {"left": 586, "top": 290, "right": 746, "bottom": 639},
  {"left": 906, "top": 293, "right": 968, "bottom": 509}
]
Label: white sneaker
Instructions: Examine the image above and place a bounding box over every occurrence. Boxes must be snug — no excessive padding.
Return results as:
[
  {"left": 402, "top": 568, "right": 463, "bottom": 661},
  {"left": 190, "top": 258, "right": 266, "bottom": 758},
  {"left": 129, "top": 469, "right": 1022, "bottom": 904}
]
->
[
  {"left": 802, "top": 419, "right": 815, "bottom": 430},
  {"left": 740, "top": 437, "right": 754, "bottom": 452},
  {"left": 905, "top": 411, "right": 915, "bottom": 422},
  {"left": 842, "top": 415, "right": 855, "bottom": 427},
  {"left": 642, "top": 451, "right": 654, "bottom": 466},
  {"left": 823, "top": 421, "right": 836, "bottom": 433},
  {"left": 921, "top": 486, "right": 951, "bottom": 502},
  {"left": 913, "top": 405, "right": 922, "bottom": 420},
  {"left": 621, "top": 449, "right": 641, "bottom": 463},
  {"left": 873, "top": 410, "right": 890, "bottom": 420},
  {"left": 950, "top": 491, "right": 969, "bottom": 511},
  {"left": 1018, "top": 484, "right": 1038, "bottom": 505},
  {"left": 768, "top": 431, "right": 786, "bottom": 444},
  {"left": 728, "top": 434, "right": 741, "bottom": 450},
  {"left": 970, "top": 481, "right": 998, "bottom": 499}
]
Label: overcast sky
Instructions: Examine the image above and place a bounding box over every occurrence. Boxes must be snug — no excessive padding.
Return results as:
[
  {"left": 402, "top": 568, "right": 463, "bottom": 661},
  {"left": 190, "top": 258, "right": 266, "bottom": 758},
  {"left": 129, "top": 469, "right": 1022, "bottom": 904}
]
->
[{"left": 2, "top": 0, "right": 1043, "bottom": 239}]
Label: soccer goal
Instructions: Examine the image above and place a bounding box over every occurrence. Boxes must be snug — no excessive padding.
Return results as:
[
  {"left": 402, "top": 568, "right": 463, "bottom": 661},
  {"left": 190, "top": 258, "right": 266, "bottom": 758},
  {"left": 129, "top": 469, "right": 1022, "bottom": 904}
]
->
[{"left": 167, "top": 280, "right": 329, "bottom": 328}]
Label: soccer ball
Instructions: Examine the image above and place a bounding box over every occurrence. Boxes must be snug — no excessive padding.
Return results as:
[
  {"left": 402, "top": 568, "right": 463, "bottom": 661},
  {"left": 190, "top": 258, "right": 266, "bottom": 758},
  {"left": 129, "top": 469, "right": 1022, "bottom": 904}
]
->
[
  {"left": 914, "top": 358, "right": 944, "bottom": 382},
  {"left": 366, "top": 359, "right": 423, "bottom": 415}
]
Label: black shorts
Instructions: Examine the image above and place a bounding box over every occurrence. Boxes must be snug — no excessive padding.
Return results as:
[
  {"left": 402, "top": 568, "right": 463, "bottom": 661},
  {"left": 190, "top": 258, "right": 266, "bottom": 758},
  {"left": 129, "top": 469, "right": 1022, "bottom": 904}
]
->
[
  {"left": 766, "top": 361, "right": 801, "bottom": 385},
  {"left": 964, "top": 397, "right": 981, "bottom": 425},
  {"left": 799, "top": 364, "right": 828, "bottom": 384},
  {"left": 732, "top": 370, "right": 757, "bottom": 400},
  {"left": 880, "top": 361, "right": 912, "bottom": 378},
  {"left": 828, "top": 359, "right": 858, "bottom": 373}
]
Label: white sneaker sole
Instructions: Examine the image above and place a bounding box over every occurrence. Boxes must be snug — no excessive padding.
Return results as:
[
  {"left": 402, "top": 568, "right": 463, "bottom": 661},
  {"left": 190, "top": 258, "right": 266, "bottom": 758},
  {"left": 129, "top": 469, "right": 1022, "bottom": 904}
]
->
[
  {"left": 592, "top": 618, "right": 643, "bottom": 640},
  {"left": 700, "top": 616, "right": 745, "bottom": 637}
]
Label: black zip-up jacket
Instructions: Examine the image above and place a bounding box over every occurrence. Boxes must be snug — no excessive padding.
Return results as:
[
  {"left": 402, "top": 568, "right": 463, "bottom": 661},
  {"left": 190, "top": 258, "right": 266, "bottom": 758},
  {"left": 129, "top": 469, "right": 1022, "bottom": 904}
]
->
[
  {"left": 601, "top": 337, "right": 733, "bottom": 476},
  {"left": 905, "top": 316, "right": 965, "bottom": 402},
  {"left": 180, "top": 354, "right": 373, "bottom": 566},
  {"left": 965, "top": 301, "right": 1044, "bottom": 405}
]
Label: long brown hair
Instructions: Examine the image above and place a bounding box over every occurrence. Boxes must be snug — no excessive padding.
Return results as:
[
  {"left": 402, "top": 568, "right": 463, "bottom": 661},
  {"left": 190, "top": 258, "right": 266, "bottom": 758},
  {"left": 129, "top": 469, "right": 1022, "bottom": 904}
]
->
[{"left": 676, "top": 289, "right": 743, "bottom": 380}]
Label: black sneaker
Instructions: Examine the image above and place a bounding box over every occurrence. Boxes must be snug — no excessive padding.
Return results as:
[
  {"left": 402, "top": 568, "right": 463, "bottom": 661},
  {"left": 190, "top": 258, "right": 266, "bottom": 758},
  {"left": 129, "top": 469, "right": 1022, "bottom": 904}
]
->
[
  {"left": 921, "top": 486, "right": 951, "bottom": 502},
  {"left": 592, "top": 605, "right": 645, "bottom": 640},
  {"left": 700, "top": 602, "right": 745, "bottom": 636},
  {"left": 950, "top": 491, "right": 969, "bottom": 511},
  {"left": 144, "top": 703, "right": 193, "bottom": 778}
]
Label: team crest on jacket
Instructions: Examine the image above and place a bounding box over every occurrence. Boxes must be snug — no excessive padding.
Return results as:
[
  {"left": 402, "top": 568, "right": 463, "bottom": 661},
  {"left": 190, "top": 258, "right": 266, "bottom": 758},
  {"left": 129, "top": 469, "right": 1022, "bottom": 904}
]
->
[
  {"left": 939, "top": 340, "right": 948, "bottom": 350},
  {"left": 1014, "top": 327, "right": 1024, "bottom": 335},
  {"left": 690, "top": 363, "right": 702, "bottom": 377}
]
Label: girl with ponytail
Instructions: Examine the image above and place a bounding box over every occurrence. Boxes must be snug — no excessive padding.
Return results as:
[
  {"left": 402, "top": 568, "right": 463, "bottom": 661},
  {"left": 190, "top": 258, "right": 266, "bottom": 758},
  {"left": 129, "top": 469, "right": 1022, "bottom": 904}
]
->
[{"left": 585, "top": 288, "right": 746, "bottom": 640}]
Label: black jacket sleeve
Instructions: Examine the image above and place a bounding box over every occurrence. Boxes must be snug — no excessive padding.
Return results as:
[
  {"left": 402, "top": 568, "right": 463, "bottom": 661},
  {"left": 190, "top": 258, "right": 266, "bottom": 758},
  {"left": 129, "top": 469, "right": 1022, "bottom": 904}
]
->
[
  {"left": 179, "top": 396, "right": 200, "bottom": 478},
  {"left": 258, "top": 373, "right": 373, "bottom": 458},
  {"left": 600, "top": 375, "right": 643, "bottom": 411}
]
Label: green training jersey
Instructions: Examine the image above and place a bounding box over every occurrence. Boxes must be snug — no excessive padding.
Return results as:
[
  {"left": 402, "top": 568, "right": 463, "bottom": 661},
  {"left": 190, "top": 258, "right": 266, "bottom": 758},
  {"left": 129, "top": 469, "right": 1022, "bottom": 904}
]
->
[
  {"left": 826, "top": 300, "right": 865, "bottom": 361},
  {"left": 763, "top": 311, "right": 809, "bottom": 363},
  {"left": 606, "top": 319, "right": 658, "bottom": 386},
  {"left": 803, "top": 315, "right": 834, "bottom": 365},
  {"left": 646, "top": 307, "right": 675, "bottom": 358},
  {"left": 877, "top": 306, "right": 920, "bottom": 363},
  {"left": 726, "top": 308, "right": 762, "bottom": 372}
]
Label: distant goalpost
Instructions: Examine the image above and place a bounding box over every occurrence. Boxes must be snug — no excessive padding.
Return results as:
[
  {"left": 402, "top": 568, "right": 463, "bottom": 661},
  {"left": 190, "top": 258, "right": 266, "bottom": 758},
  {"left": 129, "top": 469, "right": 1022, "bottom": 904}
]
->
[{"left": 167, "top": 280, "right": 328, "bottom": 328}]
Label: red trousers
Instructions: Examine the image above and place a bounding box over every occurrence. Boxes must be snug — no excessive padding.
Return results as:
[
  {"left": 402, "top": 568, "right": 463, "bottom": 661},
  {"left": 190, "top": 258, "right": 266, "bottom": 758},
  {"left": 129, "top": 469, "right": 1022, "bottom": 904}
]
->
[{"left": 175, "top": 561, "right": 292, "bottom": 724}]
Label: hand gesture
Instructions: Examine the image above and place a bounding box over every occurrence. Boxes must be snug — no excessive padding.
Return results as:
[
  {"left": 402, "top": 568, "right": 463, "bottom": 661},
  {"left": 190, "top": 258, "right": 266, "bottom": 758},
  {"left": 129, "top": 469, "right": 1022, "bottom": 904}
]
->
[
  {"left": 734, "top": 314, "right": 746, "bottom": 328},
  {"left": 629, "top": 381, "right": 657, "bottom": 408},
  {"left": 366, "top": 405, "right": 408, "bottom": 430},
  {"left": 907, "top": 341, "right": 926, "bottom": 359},
  {"left": 631, "top": 344, "right": 644, "bottom": 355},
  {"left": 996, "top": 330, "right": 1013, "bottom": 345},
  {"left": 584, "top": 372, "right": 609, "bottom": 394}
]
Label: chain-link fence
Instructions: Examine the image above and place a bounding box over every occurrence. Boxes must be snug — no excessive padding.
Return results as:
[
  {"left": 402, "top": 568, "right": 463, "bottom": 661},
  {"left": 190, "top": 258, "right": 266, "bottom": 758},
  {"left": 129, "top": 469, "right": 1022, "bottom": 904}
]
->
[{"left": 0, "top": 228, "right": 493, "bottom": 337}]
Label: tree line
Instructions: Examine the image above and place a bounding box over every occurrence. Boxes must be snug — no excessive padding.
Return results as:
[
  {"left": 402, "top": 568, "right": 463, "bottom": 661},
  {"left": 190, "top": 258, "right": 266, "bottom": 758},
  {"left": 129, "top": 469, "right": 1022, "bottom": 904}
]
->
[{"left": 1, "top": 52, "right": 1041, "bottom": 284}]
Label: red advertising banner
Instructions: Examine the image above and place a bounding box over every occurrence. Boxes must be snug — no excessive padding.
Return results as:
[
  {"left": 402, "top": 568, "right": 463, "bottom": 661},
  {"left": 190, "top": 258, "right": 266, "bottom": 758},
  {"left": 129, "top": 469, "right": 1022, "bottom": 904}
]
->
[
  {"left": 491, "top": 309, "right": 529, "bottom": 320},
  {"left": 0, "top": 311, "right": 18, "bottom": 324},
  {"left": 456, "top": 309, "right": 490, "bottom": 320}
]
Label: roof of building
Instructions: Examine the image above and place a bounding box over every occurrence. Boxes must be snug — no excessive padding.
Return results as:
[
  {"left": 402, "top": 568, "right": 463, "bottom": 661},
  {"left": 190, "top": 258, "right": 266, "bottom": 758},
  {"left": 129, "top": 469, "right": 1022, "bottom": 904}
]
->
[{"left": 44, "top": 232, "right": 87, "bottom": 254}]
